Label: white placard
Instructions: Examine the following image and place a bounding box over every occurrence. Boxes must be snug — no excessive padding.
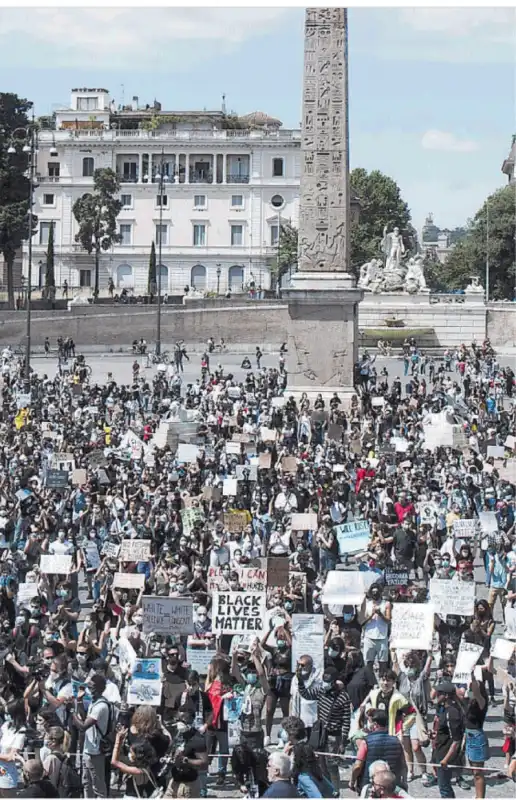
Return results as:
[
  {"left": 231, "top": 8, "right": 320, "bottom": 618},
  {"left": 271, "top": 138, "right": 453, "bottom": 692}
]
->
[
  {"left": 322, "top": 570, "right": 379, "bottom": 606},
  {"left": 113, "top": 572, "right": 145, "bottom": 590},
  {"left": 506, "top": 606, "right": 516, "bottom": 641},
  {"left": 291, "top": 614, "right": 324, "bottom": 673},
  {"left": 430, "top": 579, "right": 475, "bottom": 617},
  {"left": 120, "top": 540, "right": 152, "bottom": 562},
  {"left": 419, "top": 501, "right": 439, "bottom": 525},
  {"left": 271, "top": 397, "right": 285, "bottom": 408},
  {"left": 487, "top": 445, "right": 505, "bottom": 459},
  {"left": 478, "top": 511, "right": 498, "bottom": 535},
  {"left": 101, "top": 542, "right": 121, "bottom": 559},
  {"left": 291, "top": 513, "right": 318, "bottom": 531},
  {"left": 117, "top": 636, "right": 137, "bottom": 674},
  {"left": 491, "top": 638, "right": 516, "bottom": 661},
  {"left": 226, "top": 441, "right": 241, "bottom": 455},
  {"left": 390, "top": 603, "right": 435, "bottom": 650},
  {"left": 452, "top": 641, "right": 484, "bottom": 685},
  {"left": 17, "top": 583, "right": 38, "bottom": 609},
  {"left": 40, "top": 554, "right": 72, "bottom": 575},
  {"left": 223, "top": 478, "right": 238, "bottom": 497},
  {"left": 452, "top": 519, "right": 478, "bottom": 539},
  {"left": 371, "top": 397, "right": 385, "bottom": 407},
  {"left": 176, "top": 443, "right": 200, "bottom": 463},
  {"left": 260, "top": 427, "right": 277, "bottom": 442},
  {"left": 505, "top": 435, "right": 516, "bottom": 450},
  {"left": 211, "top": 592, "right": 266, "bottom": 634},
  {"left": 142, "top": 596, "right": 194, "bottom": 635}
]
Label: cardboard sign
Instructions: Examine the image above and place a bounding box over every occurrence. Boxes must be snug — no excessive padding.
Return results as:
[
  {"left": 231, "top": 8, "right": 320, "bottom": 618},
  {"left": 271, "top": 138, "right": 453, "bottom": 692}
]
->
[
  {"left": 267, "top": 557, "right": 290, "bottom": 588},
  {"left": 478, "top": 511, "right": 498, "bottom": 535},
  {"left": 207, "top": 563, "right": 267, "bottom": 592},
  {"left": 40, "top": 554, "right": 72, "bottom": 575},
  {"left": 384, "top": 568, "right": 409, "bottom": 587},
  {"left": 491, "top": 638, "right": 516, "bottom": 660},
  {"left": 235, "top": 465, "right": 258, "bottom": 482},
  {"left": 430, "top": 578, "right": 475, "bottom": 617},
  {"left": 101, "top": 541, "right": 120, "bottom": 559},
  {"left": 120, "top": 539, "right": 151, "bottom": 562},
  {"left": 390, "top": 603, "right": 435, "bottom": 650},
  {"left": 291, "top": 513, "right": 318, "bottom": 531},
  {"left": 223, "top": 478, "right": 238, "bottom": 497},
  {"left": 113, "top": 572, "right": 145, "bottom": 590},
  {"left": 281, "top": 456, "right": 297, "bottom": 474},
  {"left": 260, "top": 427, "right": 277, "bottom": 442},
  {"left": 142, "top": 596, "right": 194, "bottom": 635},
  {"left": 487, "top": 445, "right": 505, "bottom": 459},
  {"left": 127, "top": 658, "right": 162, "bottom": 706},
  {"left": 322, "top": 570, "right": 379, "bottom": 606},
  {"left": 44, "top": 469, "right": 69, "bottom": 490},
  {"left": 258, "top": 453, "right": 271, "bottom": 469},
  {"left": 72, "top": 469, "right": 87, "bottom": 487},
  {"left": 223, "top": 512, "right": 248, "bottom": 534},
  {"left": 452, "top": 641, "right": 484, "bottom": 685},
  {"left": 291, "top": 614, "right": 324, "bottom": 672},
  {"left": 211, "top": 592, "right": 266, "bottom": 633},
  {"left": 335, "top": 520, "right": 371, "bottom": 555},
  {"left": 186, "top": 645, "right": 217, "bottom": 675},
  {"left": 452, "top": 519, "right": 477, "bottom": 539},
  {"left": 419, "top": 501, "right": 439, "bottom": 525}
]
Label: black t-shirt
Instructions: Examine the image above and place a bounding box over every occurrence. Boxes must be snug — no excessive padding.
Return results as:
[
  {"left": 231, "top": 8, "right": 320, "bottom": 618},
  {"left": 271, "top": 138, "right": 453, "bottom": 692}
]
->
[
  {"left": 394, "top": 529, "right": 415, "bottom": 560},
  {"left": 173, "top": 689, "right": 212, "bottom": 721},
  {"left": 171, "top": 730, "right": 207, "bottom": 783},
  {"left": 432, "top": 702, "right": 464, "bottom": 762},
  {"left": 465, "top": 688, "right": 488, "bottom": 730}
]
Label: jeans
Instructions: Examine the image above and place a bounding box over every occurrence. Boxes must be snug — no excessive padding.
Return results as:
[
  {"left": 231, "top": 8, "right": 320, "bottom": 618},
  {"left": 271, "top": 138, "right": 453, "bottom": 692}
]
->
[
  {"left": 320, "top": 734, "right": 341, "bottom": 795},
  {"left": 436, "top": 766, "right": 455, "bottom": 798},
  {"left": 205, "top": 729, "right": 229, "bottom": 775},
  {"left": 83, "top": 753, "right": 107, "bottom": 799},
  {"left": 319, "top": 550, "right": 337, "bottom": 573}
]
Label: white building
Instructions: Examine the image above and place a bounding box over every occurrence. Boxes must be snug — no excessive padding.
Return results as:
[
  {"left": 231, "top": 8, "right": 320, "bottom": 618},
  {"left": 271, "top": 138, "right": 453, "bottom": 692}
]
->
[{"left": 28, "top": 87, "right": 302, "bottom": 294}]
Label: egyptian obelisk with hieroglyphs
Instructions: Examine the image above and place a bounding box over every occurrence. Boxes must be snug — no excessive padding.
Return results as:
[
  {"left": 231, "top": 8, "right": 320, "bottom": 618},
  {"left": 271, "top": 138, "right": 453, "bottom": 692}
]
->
[{"left": 284, "top": 8, "right": 363, "bottom": 400}]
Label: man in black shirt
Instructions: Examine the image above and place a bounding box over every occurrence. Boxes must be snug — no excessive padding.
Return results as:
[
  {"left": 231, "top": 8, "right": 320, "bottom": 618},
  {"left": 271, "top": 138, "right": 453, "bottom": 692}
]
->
[
  {"left": 167, "top": 706, "right": 208, "bottom": 798},
  {"left": 431, "top": 680, "right": 465, "bottom": 798}
]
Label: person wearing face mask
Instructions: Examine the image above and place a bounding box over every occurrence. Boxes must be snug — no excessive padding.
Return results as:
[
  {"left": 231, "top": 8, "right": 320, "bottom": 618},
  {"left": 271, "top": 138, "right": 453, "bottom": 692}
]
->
[
  {"left": 282, "top": 715, "right": 334, "bottom": 798},
  {"left": 360, "top": 671, "right": 416, "bottom": 740},
  {"left": 231, "top": 646, "right": 269, "bottom": 750},
  {"left": 290, "top": 656, "right": 322, "bottom": 743},
  {"left": 392, "top": 651, "right": 433, "bottom": 785},
  {"left": 0, "top": 700, "right": 27, "bottom": 795},
  {"left": 111, "top": 729, "right": 159, "bottom": 797},
  {"left": 262, "top": 625, "right": 292, "bottom": 746},
  {"left": 49, "top": 583, "right": 81, "bottom": 641},
  {"left": 38, "top": 654, "right": 74, "bottom": 728},
  {"left": 324, "top": 637, "right": 348, "bottom": 678},
  {"left": 165, "top": 706, "right": 209, "bottom": 798},
  {"left": 360, "top": 584, "right": 392, "bottom": 675},
  {"left": 430, "top": 680, "right": 465, "bottom": 798},
  {"left": 455, "top": 673, "right": 489, "bottom": 798},
  {"left": 78, "top": 530, "right": 102, "bottom": 602},
  {"left": 161, "top": 647, "right": 188, "bottom": 725},
  {"left": 484, "top": 543, "right": 508, "bottom": 617},
  {"left": 350, "top": 710, "right": 406, "bottom": 795},
  {"left": 209, "top": 527, "right": 230, "bottom": 567}
]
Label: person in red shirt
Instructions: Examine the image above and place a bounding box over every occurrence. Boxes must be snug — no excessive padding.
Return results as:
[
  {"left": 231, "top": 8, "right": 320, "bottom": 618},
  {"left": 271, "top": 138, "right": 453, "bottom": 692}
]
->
[
  {"left": 394, "top": 492, "right": 415, "bottom": 524},
  {"left": 355, "top": 460, "right": 376, "bottom": 494}
]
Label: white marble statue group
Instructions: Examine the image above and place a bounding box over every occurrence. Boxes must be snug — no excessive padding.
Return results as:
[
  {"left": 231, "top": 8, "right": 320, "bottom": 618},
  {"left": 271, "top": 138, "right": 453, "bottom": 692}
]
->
[{"left": 358, "top": 226, "right": 428, "bottom": 294}]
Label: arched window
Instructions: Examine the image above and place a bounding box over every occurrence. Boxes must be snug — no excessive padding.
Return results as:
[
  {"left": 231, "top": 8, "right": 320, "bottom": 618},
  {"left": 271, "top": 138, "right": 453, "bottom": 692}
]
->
[
  {"left": 82, "top": 157, "right": 94, "bottom": 177},
  {"left": 228, "top": 265, "right": 244, "bottom": 293},
  {"left": 116, "top": 263, "right": 133, "bottom": 289},
  {"left": 191, "top": 264, "right": 206, "bottom": 291},
  {"left": 157, "top": 264, "right": 169, "bottom": 292}
]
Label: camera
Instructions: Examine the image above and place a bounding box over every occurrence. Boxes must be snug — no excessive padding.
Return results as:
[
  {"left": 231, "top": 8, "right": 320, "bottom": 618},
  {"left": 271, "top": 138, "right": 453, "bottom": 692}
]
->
[{"left": 26, "top": 659, "right": 50, "bottom": 682}]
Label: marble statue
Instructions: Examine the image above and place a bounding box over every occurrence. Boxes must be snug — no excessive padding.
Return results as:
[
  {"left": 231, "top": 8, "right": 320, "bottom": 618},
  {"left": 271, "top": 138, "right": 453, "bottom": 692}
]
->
[
  {"left": 404, "top": 255, "right": 429, "bottom": 294},
  {"left": 358, "top": 258, "right": 382, "bottom": 291},
  {"left": 465, "top": 276, "right": 484, "bottom": 294},
  {"left": 382, "top": 226, "right": 405, "bottom": 272}
]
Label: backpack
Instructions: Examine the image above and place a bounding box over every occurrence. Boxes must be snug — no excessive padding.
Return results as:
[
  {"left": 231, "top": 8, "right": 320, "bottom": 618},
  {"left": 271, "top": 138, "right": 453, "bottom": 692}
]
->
[
  {"left": 92, "top": 698, "right": 116, "bottom": 755},
  {"left": 54, "top": 754, "right": 82, "bottom": 798}
]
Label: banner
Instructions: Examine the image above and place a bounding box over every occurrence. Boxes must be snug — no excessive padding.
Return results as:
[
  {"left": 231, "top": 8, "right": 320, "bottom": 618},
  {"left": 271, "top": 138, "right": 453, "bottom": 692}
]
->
[
  {"left": 453, "top": 519, "right": 477, "bottom": 539},
  {"left": 335, "top": 520, "right": 371, "bottom": 555},
  {"left": 291, "top": 513, "right": 318, "bottom": 531},
  {"left": 207, "top": 563, "right": 267, "bottom": 593},
  {"left": 40, "top": 554, "right": 72, "bottom": 575},
  {"left": 390, "top": 603, "right": 435, "bottom": 650},
  {"left": 186, "top": 644, "right": 217, "bottom": 675},
  {"left": 142, "top": 596, "right": 194, "bottom": 635},
  {"left": 322, "top": 570, "right": 379, "bottom": 606},
  {"left": 127, "top": 658, "right": 162, "bottom": 706},
  {"left": 430, "top": 579, "right": 475, "bottom": 617},
  {"left": 120, "top": 540, "right": 152, "bottom": 562},
  {"left": 113, "top": 572, "right": 145, "bottom": 590},
  {"left": 211, "top": 592, "right": 266, "bottom": 633},
  {"left": 291, "top": 614, "right": 324, "bottom": 672},
  {"left": 267, "top": 558, "right": 290, "bottom": 588},
  {"left": 452, "top": 641, "right": 484, "bottom": 685}
]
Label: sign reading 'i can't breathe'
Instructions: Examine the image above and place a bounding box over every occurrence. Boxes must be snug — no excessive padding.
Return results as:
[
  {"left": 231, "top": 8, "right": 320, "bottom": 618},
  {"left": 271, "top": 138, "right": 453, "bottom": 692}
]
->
[{"left": 211, "top": 592, "right": 267, "bottom": 633}]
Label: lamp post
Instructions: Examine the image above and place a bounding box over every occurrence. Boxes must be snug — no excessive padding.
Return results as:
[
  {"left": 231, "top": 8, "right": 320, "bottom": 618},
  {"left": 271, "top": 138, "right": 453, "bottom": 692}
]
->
[
  {"left": 216, "top": 263, "right": 221, "bottom": 295},
  {"left": 485, "top": 199, "right": 490, "bottom": 303},
  {"left": 154, "top": 147, "right": 169, "bottom": 357}
]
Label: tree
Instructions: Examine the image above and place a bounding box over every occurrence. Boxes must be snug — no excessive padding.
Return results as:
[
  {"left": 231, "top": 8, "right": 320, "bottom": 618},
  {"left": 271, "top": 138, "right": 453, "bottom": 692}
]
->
[
  {"left": 0, "top": 93, "right": 36, "bottom": 309},
  {"left": 148, "top": 240, "right": 157, "bottom": 296},
  {"left": 428, "top": 185, "right": 516, "bottom": 299},
  {"left": 269, "top": 220, "right": 298, "bottom": 291},
  {"left": 45, "top": 220, "right": 55, "bottom": 293},
  {"left": 73, "top": 168, "right": 122, "bottom": 300},
  {"left": 350, "top": 168, "right": 415, "bottom": 274}
]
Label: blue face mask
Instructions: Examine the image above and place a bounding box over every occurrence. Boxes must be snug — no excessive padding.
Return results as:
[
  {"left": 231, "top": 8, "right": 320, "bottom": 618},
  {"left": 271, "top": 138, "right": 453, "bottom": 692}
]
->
[
  {"left": 328, "top": 649, "right": 339, "bottom": 659},
  {"left": 277, "top": 640, "right": 287, "bottom": 649},
  {"left": 322, "top": 680, "right": 332, "bottom": 691},
  {"left": 246, "top": 674, "right": 258, "bottom": 686},
  {"left": 278, "top": 728, "right": 289, "bottom": 743}
]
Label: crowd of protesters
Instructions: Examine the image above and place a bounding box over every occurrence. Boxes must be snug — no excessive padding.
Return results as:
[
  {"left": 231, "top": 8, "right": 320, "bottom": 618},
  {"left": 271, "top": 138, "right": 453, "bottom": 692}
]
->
[{"left": 0, "top": 338, "right": 512, "bottom": 799}]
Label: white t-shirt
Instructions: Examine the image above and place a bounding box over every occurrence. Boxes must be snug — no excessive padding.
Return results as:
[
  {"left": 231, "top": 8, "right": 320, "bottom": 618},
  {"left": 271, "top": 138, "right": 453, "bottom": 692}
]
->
[
  {"left": 83, "top": 698, "right": 111, "bottom": 755},
  {"left": 0, "top": 723, "right": 25, "bottom": 788},
  {"left": 44, "top": 677, "right": 74, "bottom": 725},
  {"left": 103, "top": 681, "right": 122, "bottom": 705}
]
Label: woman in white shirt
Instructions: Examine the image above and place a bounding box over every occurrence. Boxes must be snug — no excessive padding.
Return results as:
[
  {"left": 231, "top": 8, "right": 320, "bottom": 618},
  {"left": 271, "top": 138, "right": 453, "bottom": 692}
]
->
[{"left": 0, "top": 700, "right": 27, "bottom": 792}]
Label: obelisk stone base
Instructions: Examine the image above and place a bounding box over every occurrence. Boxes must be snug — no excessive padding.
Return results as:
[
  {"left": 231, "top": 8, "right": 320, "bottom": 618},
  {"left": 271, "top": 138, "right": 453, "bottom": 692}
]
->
[{"left": 283, "top": 272, "right": 364, "bottom": 406}]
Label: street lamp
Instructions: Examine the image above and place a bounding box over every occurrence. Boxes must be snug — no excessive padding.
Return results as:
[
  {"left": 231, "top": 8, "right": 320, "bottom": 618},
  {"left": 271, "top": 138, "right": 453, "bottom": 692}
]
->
[
  {"left": 216, "top": 263, "right": 221, "bottom": 295},
  {"left": 6, "top": 113, "right": 46, "bottom": 380},
  {"left": 155, "top": 147, "right": 170, "bottom": 357}
]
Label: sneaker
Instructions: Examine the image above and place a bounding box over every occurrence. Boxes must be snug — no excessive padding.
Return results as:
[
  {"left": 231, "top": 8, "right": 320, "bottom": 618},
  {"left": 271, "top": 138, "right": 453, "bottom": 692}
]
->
[
  {"left": 216, "top": 774, "right": 225, "bottom": 787},
  {"left": 407, "top": 771, "right": 414, "bottom": 782},
  {"left": 421, "top": 774, "right": 436, "bottom": 788},
  {"left": 456, "top": 776, "right": 469, "bottom": 790},
  {"left": 264, "top": 735, "right": 271, "bottom": 747}
]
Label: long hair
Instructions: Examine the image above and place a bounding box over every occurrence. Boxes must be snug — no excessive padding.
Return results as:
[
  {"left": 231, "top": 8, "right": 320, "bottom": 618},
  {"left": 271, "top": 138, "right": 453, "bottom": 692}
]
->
[{"left": 130, "top": 705, "right": 160, "bottom": 737}]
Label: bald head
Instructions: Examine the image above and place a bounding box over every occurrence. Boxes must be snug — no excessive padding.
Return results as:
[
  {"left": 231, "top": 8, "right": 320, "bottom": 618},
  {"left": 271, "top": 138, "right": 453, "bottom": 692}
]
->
[
  {"left": 374, "top": 770, "right": 397, "bottom": 795},
  {"left": 23, "top": 759, "right": 44, "bottom": 783}
]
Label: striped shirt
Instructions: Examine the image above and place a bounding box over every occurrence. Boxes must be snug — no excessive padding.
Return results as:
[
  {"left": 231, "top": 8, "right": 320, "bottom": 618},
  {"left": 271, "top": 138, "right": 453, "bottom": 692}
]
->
[{"left": 298, "top": 681, "right": 351, "bottom": 740}]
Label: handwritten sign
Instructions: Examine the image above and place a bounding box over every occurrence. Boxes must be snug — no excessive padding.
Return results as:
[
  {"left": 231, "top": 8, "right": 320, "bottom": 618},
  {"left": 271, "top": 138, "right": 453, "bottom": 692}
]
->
[
  {"left": 491, "top": 638, "right": 516, "bottom": 660},
  {"left": 281, "top": 457, "right": 297, "bottom": 474},
  {"left": 120, "top": 540, "right": 151, "bottom": 562},
  {"left": 186, "top": 644, "right": 217, "bottom": 675},
  {"left": 390, "top": 603, "right": 435, "bottom": 650},
  {"left": 142, "top": 596, "right": 194, "bottom": 635},
  {"left": 291, "top": 513, "right": 318, "bottom": 531},
  {"left": 384, "top": 568, "right": 409, "bottom": 587},
  {"left": 322, "top": 570, "right": 379, "bottom": 606},
  {"left": 223, "top": 512, "right": 248, "bottom": 534},
  {"left": 113, "top": 573, "right": 145, "bottom": 590},
  {"left": 40, "top": 555, "right": 72, "bottom": 575},
  {"left": 207, "top": 563, "right": 267, "bottom": 593},
  {"left": 226, "top": 441, "right": 241, "bottom": 455},
  {"left": 127, "top": 658, "right": 162, "bottom": 706},
  {"left": 335, "top": 520, "right": 371, "bottom": 555},
  {"left": 44, "top": 469, "right": 69, "bottom": 490},
  {"left": 18, "top": 583, "right": 38, "bottom": 608},
  {"left": 452, "top": 641, "right": 484, "bottom": 685},
  {"left": 291, "top": 614, "right": 324, "bottom": 672},
  {"left": 430, "top": 579, "right": 475, "bottom": 617},
  {"left": 453, "top": 519, "right": 478, "bottom": 539},
  {"left": 211, "top": 592, "right": 266, "bottom": 634},
  {"left": 267, "top": 557, "right": 290, "bottom": 588},
  {"left": 101, "top": 541, "right": 121, "bottom": 559},
  {"left": 71, "top": 469, "right": 87, "bottom": 487},
  {"left": 258, "top": 453, "right": 271, "bottom": 469}
]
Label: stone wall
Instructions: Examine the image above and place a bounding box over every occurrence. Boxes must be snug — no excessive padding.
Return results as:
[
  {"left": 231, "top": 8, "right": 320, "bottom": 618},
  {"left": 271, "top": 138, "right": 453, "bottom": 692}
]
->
[{"left": 486, "top": 304, "right": 516, "bottom": 348}]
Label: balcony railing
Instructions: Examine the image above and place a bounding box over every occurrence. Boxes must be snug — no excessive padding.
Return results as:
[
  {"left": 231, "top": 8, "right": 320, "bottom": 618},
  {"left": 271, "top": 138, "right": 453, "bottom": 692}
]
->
[
  {"left": 38, "top": 128, "right": 301, "bottom": 142},
  {"left": 189, "top": 170, "right": 214, "bottom": 184},
  {"left": 227, "top": 174, "right": 250, "bottom": 184},
  {"left": 116, "top": 172, "right": 138, "bottom": 183},
  {"left": 37, "top": 174, "right": 61, "bottom": 183}
]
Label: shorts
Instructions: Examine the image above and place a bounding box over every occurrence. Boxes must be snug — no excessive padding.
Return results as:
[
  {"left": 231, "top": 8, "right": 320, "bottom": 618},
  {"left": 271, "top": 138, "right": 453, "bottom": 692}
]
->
[
  {"left": 363, "top": 636, "right": 389, "bottom": 664},
  {"left": 465, "top": 729, "right": 489, "bottom": 763},
  {"left": 405, "top": 722, "right": 420, "bottom": 742},
  {"left": 271, "top": 674, "right": 292, "bottom": 699}
]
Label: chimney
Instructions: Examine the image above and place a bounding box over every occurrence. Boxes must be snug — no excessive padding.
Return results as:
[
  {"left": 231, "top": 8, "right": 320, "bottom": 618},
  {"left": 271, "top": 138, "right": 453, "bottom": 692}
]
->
[{"left": 132, "top": 96, "right": 138, "bottom": 111}]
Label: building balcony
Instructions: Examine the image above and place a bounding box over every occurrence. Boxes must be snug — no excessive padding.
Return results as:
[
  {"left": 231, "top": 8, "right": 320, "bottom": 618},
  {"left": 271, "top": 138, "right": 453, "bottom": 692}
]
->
[
  {"left": 116, "top": 171, "right": 139, "bottom": 183},
  {"left": 227, "top": 174, "right": 250, "bottom": 184},
  {"left": 189, "top": 170, "right": 214, "bottom": 184},
  {"left": 38, "top": 128, "right": 302, "bottom": 143},
  {"left": 37, "top": 174, "right": 61, "bottom": 183}
]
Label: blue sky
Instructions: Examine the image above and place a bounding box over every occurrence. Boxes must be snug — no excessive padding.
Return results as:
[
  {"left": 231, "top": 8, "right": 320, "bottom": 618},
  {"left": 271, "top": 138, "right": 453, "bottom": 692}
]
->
[{"left": 0, "top": 6, "right": 513, "bottom": 231}]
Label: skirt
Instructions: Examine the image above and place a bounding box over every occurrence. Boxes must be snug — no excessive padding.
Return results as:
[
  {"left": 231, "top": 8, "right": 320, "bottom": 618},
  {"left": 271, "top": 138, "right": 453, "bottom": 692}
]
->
[{"left": 465, "top": 728, "right": 489, "bottom": 763}]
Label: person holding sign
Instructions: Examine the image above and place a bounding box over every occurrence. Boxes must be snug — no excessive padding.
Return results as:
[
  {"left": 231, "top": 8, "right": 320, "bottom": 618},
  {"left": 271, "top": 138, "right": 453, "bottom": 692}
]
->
[
  {"left": 456, "top": 672, "right": 489, "bottom": 799},
  {"left": 430, "top": 680, "right": 465, "bottom": 798},
  {"left": 231, "top": 643, "right": 269, "bottom": 750}
]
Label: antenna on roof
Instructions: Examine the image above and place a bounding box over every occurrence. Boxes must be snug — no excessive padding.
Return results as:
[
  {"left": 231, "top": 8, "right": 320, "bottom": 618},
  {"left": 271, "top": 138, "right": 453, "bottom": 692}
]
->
[
  {"left": 120, "top": 84, "right": 125, "bottom": 107},
  {"left": 221, "top": 93, "right": 226, "bottom": 114}
]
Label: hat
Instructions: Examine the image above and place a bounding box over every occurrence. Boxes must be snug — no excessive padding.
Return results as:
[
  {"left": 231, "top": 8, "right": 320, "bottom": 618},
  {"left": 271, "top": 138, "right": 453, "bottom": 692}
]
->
[{"left": 434, "top": 679, "right": 456, "bottom": 695}]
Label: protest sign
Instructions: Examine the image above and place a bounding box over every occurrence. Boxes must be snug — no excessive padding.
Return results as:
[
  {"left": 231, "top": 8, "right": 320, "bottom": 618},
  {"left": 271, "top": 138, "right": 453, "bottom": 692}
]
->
[
  {"left": 40, "top": 554, "right": 72, "bottom": 575},
  {"left": 207, "top": 562, "right": 267, "bottom": 592},
  {"left": 478, "top": 511, "right": 498, "bottom": 535},
  {"left": 117, "top": 637, "right": 137, "bottom": 674},
  {"left": 101, "top": 541, "right": 120, "bottom": 559},
  {"left": 186, "top": 644, "right": 217, "bottom": 675},
  {"left": 113, "top": 573, "right": 145, "bottom": 590},
  {"left": 16, "top": 392, "right": 31, "bottom": 409},
  {"left": 452, "top": 641, "right": 484, "bottom": 685},
  {"left": 176, "top": 443, "right": 200, "bottom": 463},
  {"left": 281, "top": 456, "right": 297, "bottom": 474},
  {"left": 335, "top": 520, "right": 371, "bottom": 555},
  {"left": 291, "top": 615, "right": 324, "bottom": 672},
  {"left": 499, "top": 460, "right": 516, "bottom": 485},
  {"left": 52, "top": 453, "right": 76, "bottom": 473},
  {"left": 390, "top": 603, "right": 435, "bottom": 650},
  {"left": 181, "top": 507, "right": 205, "bottom": 535},
  {"left": 83, "top": 543, "right": 101, "bottom": 571},
  {"left": 322, "top": 570, "right": 379, "bottom": 606},
  {"left": 223, "top": 478, "right": 238, "bottom": 497},
  {"left": 211, "top": 592, "right": 266, "bottom": 633},
  {"left": 17, "top": 583, "right": 37, "bottom": 608},
  {"left": 44, "top": 469, "right": 69, "bottom": 490},
  {"left": 487, "top": 445, "right": 505, "bottom": 459},
  {"left": 226, "top": 441, "right": 241, "bottom": 455},
  {"left": 119, "top": 430, "right": 145, "bottom": 461},
  {"left": 491, "top": 638, "right": 516, "bottom": 661},
  {"left": 506, "top": 606, "right": 516, "bottom": 641},
  {"left": 142, "top": 596, "right": 194, "bottom": 635},
  {"left": 223, "top": 512, "right": 248, "bottom": 533},
  {"left": 291, "top": 513, "right": 318, "bottom": 531},
  {"left": 267, "top": 557, "right": 290, "bottom": 588},
  {"left": 87, "top": 450, "right": 108, "bottom": 468},
  {"left": 71, "top": 469, "right": 87, "bottom": 487},
  {"left": 232, "top": 433, "right": 251, "bottom": 444},
  {"left": 127, "top": 659, "right": 162, "bottom": 706},
  {"left": 384, "top": 568, "right": 409, "bottom": 587},
  {"left": 258, "top": 453, "right": 271, "bottom": 469},
  {"left": 391, "top": 437, "right": 409, "bottom": 453},
  {"left": 333, "top": 464, "right": 346, "bottom": 473},
  {"left": 452, "top": 519, "right": 478, "bottom": 539},
  {"left": 430, "top": 578, "right": 475, "bottom": 617},
  {"left": 505, "top": 435, "right": 516, "bottom": 450},
  {"left": 271, "top": 396, "right": 285, "bottom": 408},
  {"left": 260, "top": 427, "right": 277, "bottom": 442},
  {"left": 371, "top": 396, "right": 385, "bottom": 408},
  {"left": 120, "top": 540, "right": 151, "bottom": 562},
  {"left": 419, "top": 501, "right": 439, "bottom": 525},
  {"left": 235, "top": 465, "right": 258, "bottom": 482}
]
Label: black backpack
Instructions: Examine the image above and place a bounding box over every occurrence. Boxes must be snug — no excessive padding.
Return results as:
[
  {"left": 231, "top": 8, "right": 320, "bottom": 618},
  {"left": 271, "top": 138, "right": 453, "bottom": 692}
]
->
[
  {"left": 92, "top": 698, "right": 116, "bottom": 755},
  {"left": 54, "top": 754, "right": 82, "bottom": 798}
]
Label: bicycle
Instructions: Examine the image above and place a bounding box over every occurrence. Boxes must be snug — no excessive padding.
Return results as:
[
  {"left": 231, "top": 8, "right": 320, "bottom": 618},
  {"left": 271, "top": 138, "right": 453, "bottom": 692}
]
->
[{"left": 146, "top": 351, "right": 170, "bottom": 367}]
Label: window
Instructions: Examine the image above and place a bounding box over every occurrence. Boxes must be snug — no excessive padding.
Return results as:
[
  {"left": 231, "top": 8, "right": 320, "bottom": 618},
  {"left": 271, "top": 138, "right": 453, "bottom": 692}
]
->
[
  {"left": 43, "top": 194, "right": 55, "bottom": 206},
  {"left": 121, "top": 194, "right": 132, "bottom": 208},
  {"left": 272, "top": 158, "right": 284, "bottom": 177},
  {"left": 39, "top": 222, "right": 52, "bottom": 245},
  {"left": 156, "top": 195, "right": 168, "bottom": 207},
  {"left": 119, "top": 224, "right": 132, "bottom": 245},
  {"left": 82, "top": 157, "right": 94, "bottom": 177},
  {"left": 122, "top": 162, "right": 137, "bottom": 181},
  {"left": 194, "top": 195, "right": 206, "bottom": 209},
  {"left": 77, "top": 97, "right": 98, "bottom": 111},
  {"left": 270, "top": 225, "right": 279, "bottom": 246},
  {"left": 155, "top": 224, "right": 168, "bottom": 246},
  {"left": 79, "top": 269, "right": 92, "bottom": 287},
  {"left": 231, "top": 195, "right": 243, "bottom": 208},
  {"left": 230, "top": 224, "right": 243, "bottom": 246},
  {"left": 47, "top": 162, "right": 60, "bottom": 178},
  {"left": 271, "top": 194, "right": 284, "bottom": 209},
  {"left": 193, "top": 224, "right": 206, "bottom": 247}
]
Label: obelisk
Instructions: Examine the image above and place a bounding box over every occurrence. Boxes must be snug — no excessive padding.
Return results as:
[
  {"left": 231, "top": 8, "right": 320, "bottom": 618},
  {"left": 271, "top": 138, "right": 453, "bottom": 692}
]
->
[{"left": 284, "top": 7, "right": 363, "bottom": 401}]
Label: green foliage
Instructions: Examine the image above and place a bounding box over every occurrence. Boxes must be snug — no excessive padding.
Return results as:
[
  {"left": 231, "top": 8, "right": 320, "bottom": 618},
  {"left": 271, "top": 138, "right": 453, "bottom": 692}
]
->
[
  {"left": 141, "top": 115, "right": 167, "bottom": 132},
  {"left": 73, "top": 168, "right": 122, "bottom": 299},
  {"left": 0, "top": 93, "right": 36, "bottom": 308},
  {"left": 429, "top": 185, "right": 516, "bottom": 299},
  {"left": 45, "top": 221, "right": 55, "bottom": 289},
  {"left": 269, "top": 220, "right": 298, "bottom": 288},
  {"left": 148, "top": 240, "right": 157, "bottom": 295},
  {"left": 36, "top": 113, "right": 56, "bottom": 131},
  {"left": 221, "top": 114, "right": 246, "bottom": 130}
]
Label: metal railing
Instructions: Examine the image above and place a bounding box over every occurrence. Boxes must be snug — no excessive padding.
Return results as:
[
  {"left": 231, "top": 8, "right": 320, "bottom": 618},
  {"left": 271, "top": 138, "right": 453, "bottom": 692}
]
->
[
  {"left": 227, "top": 174, "right": 250, "bottom": 184},
  {"left": 37, "top": 128, "right": 302, "bottom": 142}
]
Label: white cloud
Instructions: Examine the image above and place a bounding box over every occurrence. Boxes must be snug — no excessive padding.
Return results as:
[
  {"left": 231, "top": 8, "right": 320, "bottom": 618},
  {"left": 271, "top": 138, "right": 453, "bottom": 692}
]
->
[
  {"left": 421, "top": 130, "right": 480, "bottom": 154},
  {"left": 399, "top": 8, "right": 516, "bottom": 45}
]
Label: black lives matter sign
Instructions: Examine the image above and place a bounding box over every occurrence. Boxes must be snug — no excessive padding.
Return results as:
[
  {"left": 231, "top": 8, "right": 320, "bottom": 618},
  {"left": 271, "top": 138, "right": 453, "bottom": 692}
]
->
[{"left": 211, "top": 592, "right": 266, "bottom": 634}]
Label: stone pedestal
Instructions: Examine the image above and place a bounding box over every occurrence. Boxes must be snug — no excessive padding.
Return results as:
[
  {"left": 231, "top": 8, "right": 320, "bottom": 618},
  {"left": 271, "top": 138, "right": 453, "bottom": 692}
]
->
[{"left": 284, "top": 272, "right": 363, "bottom": 404}]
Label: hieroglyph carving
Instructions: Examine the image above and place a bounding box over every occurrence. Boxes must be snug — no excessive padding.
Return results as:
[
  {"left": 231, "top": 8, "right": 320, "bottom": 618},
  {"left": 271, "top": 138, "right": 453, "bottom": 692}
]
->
[{"left": 299, "top": 8, "right": 350, "bottom": 273}]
